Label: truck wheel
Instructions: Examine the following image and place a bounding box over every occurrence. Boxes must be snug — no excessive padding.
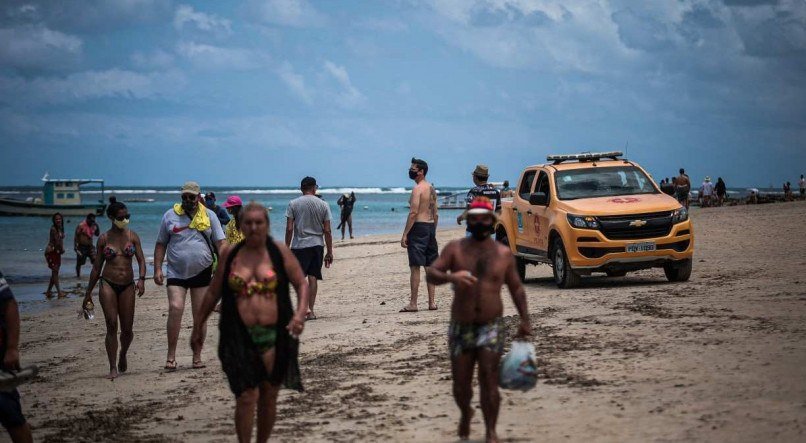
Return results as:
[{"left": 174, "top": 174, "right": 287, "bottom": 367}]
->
[
  {"left": 606, "top": 270, "right": 627, "bottom": 277},
  {"left": 551, "top": 238, "right": 580, "bottom": 288},
  {"left": 664, "top": 259, "right": 692, "bottom": 282},
  {"left": 516, "top": 257, "right": 526, "bottom": 282}
]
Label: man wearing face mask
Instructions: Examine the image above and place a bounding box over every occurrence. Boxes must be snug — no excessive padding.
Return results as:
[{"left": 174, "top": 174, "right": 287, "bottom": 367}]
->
[
  {"left": 400, "top": 157, "right": 439, "bottom": 312},
  {"left": 154, "top": 181, "right": 226, "bottom": 371},
  {"left": 204, "top": 191, "right": 230, "bottom": 227},
  {"left": 426, "top": 197, "right": 532, "bottom": 443}
]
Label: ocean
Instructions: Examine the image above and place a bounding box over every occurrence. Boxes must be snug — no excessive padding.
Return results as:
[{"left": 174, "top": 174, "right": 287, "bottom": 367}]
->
[
  {"left": 0, "top": 184, "right": 777, "bottom": 312},
  {"left": 0, "top": 185, "right": 465, "bottom": 311}
]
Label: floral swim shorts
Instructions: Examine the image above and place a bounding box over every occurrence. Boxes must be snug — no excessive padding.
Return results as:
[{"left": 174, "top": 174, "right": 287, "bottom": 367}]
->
[{"left": 448, "top": 318, "right": 506, "bottom": 358}]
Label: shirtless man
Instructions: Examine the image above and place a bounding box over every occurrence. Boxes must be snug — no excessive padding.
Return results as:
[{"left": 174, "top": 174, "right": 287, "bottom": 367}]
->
[
  {"left": 675, "top": 168, "right": 691, "bottom": 209},
  {"left": 400, "top": 157, "right": 439, "bottom": 312},
  {"left": 426, "top": 197, "right": 531, "bottom": 443},
  {"left": 74, "top": 213, "right": 100, "bottom": 278}
]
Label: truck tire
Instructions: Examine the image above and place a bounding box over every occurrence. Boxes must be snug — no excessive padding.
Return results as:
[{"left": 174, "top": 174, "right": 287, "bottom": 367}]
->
[
  {"left": 664, "top": 259, "right": 692, "bottom": 282},
  {"left": 606, "top": 270, "right": 627, "bottom": 277},
  {"left": 497, "top": 230, "right": 526, "bottom": 282},
  {"left": 551, "top": 238, "right": 580, "bottom": 288}
]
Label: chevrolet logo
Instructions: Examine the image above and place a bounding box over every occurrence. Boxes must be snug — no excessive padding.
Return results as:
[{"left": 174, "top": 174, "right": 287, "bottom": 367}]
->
[{"left": 629, "top": 220, "right": 647, "bottom": 227}]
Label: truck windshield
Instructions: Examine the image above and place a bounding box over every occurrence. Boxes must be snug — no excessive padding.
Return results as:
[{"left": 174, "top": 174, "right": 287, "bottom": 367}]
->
[{"left": 554, "top": 166, "right": 658, "bottom": 200}]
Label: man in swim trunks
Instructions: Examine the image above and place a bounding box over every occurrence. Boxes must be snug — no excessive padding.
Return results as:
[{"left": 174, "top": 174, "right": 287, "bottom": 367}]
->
[
  {"left": 74, "top": 213, "right": 100, "bottom": 278},
  {"left": 0, "top": 270, "right": 34, "bottom": 443},
  {"left": 675, "top": 168, "right": 691, "bottom": 209},
  {"left": 427, "top": 197, "right": 531, "bottom": 443},
  {"left": 336, "top": 192, "right": 357, "bottom": 240},
  {"left": 401, "top": 157, "right": 438, "bottom": 312},
  {"left": 154, "top": 181, "right": 226, "bottom": 371}
]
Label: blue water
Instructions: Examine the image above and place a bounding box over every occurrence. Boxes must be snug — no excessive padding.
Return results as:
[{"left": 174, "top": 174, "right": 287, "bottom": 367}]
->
[{"left": 0, "top": 186, "right": 468, "bottom": 286}]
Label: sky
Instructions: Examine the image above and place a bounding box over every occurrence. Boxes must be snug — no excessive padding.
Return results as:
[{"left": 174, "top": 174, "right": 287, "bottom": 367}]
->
[{"left": 0, "top": 0, "right": 804, "bottom": 188}]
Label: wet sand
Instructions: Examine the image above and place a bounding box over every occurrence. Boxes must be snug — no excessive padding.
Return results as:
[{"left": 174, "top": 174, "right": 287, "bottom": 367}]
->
[{"left": 17, "top": 201, "right": 806, "bottom": 442}]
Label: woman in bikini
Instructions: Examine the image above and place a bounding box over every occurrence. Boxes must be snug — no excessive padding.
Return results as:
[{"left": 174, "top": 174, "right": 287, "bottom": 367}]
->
[
  {"left": 82, "top": 202, "right": 146, "bottom": 380},
  {"left": 45, "top": 213, "right": 65, "bottom": 298},
  {"left": 193, "top": 201, "right": 309, "bottom": 442}
]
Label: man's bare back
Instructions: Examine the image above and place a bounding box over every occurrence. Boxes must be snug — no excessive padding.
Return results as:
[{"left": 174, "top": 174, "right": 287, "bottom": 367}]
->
[{"left": 410, "top": 180, "right": 437, "bottom": 223}]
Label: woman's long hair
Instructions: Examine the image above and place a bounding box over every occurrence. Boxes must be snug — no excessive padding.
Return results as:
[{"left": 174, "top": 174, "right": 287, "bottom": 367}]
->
[{"left": 51, "top": 212, "right": 64, "bottom": 232}]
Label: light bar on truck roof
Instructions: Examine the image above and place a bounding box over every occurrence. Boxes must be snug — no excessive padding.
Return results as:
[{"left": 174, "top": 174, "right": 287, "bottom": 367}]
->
[{"left": 546, "top": 151, "right": 623, "bottom": 165}]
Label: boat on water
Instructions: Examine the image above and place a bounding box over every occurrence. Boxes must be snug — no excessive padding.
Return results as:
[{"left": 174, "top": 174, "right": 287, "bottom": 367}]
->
[{"left": 0, "top": 175, "right": 106, "bottom": 217}]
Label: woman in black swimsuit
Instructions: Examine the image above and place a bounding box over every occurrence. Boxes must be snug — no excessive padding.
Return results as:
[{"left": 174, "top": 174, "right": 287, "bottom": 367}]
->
[{"left": 82, "top": 202, "right": 146, "bottom": 380}]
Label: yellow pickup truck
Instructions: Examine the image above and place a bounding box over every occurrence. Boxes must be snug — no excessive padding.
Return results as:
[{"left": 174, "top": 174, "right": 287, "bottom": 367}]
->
[{"left": 496, "top": 152, "right": 693, "bottom": 288}]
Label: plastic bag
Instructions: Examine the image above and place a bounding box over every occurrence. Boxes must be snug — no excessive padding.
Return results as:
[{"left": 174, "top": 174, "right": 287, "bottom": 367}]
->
[{"left": 499, "top": 340, "right": 538, "bottom": 391}]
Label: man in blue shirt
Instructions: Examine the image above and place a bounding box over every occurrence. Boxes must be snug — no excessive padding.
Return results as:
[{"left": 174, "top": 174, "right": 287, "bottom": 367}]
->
[{"left": 1, "top": 270, "right": 33, "bottom": 443}]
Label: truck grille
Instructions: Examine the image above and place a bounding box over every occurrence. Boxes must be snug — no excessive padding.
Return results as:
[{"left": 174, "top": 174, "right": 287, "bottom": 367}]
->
[{"left": 597, "top": 211, "right": 673, "bottom": 240}]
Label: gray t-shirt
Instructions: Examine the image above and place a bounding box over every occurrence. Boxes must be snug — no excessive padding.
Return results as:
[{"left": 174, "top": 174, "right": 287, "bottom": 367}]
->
[
  {"left": 156, "top": 207, "right": 225, "bottom": 279},
  {"left": 286, "top": 195, "right": 332, "bottom": 249}
]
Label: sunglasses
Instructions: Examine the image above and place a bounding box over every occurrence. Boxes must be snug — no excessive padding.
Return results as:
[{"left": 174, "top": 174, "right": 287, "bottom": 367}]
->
[
  {"left": 181, "top": 194, "right": 198, "bottom": 202},
  {"left": 114, "top": 215, "right": 131, "bottom": 222}
]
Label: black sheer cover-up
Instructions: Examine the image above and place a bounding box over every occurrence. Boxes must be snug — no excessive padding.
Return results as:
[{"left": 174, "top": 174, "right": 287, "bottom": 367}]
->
[{"left": 218, "top": 236, "right": 303, "bottom": 396}]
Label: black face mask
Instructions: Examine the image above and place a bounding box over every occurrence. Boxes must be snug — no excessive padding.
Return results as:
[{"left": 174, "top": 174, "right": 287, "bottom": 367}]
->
[
  {"left": 182, "top": 200, "right": 197, "bottom": 213},
  {"left": 467, "top": 222, "right": 494, "bottom": 241},
  {"left": 408, "top": 169, "right": 419, "bottom": 180}
]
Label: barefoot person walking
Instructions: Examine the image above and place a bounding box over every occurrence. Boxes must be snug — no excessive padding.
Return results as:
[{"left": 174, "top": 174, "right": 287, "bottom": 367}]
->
[
  {"left": 44, "top": 213, "right": 65, "bottom": 298},
  {"left": 285, "top": 177, "right": 333, "bottom": 320},
  {"left": 74, "top": 213, "right": 100, "bottom": 278},
  {"left": 193, "top": 202, "right": 309, "bottom": 442},
  {"left": 426, "top": 197, "right": 532, "bottom": 443},
  {"left": 82, "top": 202, "right": 146, "bottom": 379},
  {"left": 153, "top": 181, "right": 225, "bottom": 371},
  {"left": 400, "top": 157, "right": 438, "bottom": 312}
]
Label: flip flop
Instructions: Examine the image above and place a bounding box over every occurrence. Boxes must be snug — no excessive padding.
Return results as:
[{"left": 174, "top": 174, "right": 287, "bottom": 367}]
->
[
  {"left": 164, "top": 359, "right": 177, "bottom": 372},
  {"left": 399, "top": 307, "right": 418, "bottom": 313},
  {"left": 305, "top": 313, "right": 318, "bottom": 321},
  {"left": 192, "top": 360, "right": 206, "bottom": 369},
  {"left": 429, "top": 306, "right": 438, "bottom": 311}
]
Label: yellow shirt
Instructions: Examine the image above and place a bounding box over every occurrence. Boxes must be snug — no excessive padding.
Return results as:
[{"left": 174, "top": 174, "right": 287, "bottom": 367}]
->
[{"left": 225, "top": 219, "right": 244, "bottom": 245}]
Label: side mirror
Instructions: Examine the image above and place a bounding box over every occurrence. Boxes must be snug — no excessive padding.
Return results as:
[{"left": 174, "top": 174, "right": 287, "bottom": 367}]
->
[{"left": 529, "top": 192, "right": 548, "bottom": 206}]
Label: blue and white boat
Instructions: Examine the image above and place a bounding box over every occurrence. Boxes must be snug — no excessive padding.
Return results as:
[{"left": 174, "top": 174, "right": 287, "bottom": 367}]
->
[{"left": 0, "top": 174, "right": 106, "bottom": 216}]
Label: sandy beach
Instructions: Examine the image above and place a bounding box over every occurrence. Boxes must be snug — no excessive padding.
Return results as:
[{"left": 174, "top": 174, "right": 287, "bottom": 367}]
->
[{"left": 14, "top": 201, "right": 806, "bottom": 442}]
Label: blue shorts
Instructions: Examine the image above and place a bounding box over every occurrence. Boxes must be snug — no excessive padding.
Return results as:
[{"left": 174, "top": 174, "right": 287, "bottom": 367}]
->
[{"left": 0, "top": 389, "right": 26, "bottom": 430}]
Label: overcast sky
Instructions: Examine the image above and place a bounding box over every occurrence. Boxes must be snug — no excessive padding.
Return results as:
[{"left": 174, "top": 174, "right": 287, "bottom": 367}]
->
[{"left": 0, "top": 0, "right": 804, "bottom": 188}]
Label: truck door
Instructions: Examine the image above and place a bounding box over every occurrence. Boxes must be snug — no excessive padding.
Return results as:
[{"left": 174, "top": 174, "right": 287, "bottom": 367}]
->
[
  {"left": 530, "top": 170, "right": 551, "bottom": 254},
  {"left": 514, "top": 169, "right": 539, "bottom": 253}
]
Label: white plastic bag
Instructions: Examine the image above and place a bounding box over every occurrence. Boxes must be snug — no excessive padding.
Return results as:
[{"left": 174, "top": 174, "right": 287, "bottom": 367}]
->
[{"left": 499, "top": 340, "right": 538, "bottom": 391}]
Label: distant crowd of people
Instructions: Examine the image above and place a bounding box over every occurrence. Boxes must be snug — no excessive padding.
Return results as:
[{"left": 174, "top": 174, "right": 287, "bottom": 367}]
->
[{"left": 659, "top": 169, "right": 805, "bottom": 207}]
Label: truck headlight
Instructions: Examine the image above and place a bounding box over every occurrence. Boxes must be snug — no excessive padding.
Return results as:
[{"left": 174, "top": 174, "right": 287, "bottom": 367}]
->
[
  {"left": 672, "top": 207, "right": 688, "bottom": 223},
  {"left": 567, "top": 214, "right": 599, "bottom": 229}
]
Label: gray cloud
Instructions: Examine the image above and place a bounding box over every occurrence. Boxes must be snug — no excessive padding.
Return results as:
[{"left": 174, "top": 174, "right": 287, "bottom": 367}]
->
[{"left": 0, "top": 24, "right": 83, "bottom": 73}]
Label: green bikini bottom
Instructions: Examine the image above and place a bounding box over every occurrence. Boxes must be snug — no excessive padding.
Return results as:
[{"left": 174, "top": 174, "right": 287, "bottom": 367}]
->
[{"left": 247, "top": 324, "right": 277, "bottom": 353}]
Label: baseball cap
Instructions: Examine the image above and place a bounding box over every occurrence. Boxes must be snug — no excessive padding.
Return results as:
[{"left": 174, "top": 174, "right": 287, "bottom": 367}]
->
[
  {"left": 222, "top": 195, "right": 243, "bottom": 208},
  {"left": 181, "top": 181, "right": 201, "bottom": 195}
]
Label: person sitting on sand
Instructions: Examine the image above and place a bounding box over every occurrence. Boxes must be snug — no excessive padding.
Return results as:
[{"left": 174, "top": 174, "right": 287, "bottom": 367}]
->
[
  {"left": 223, "top": 195, "right": 245, "bottom": 245},
  {"left": 74, "top": 213, "right": 100, "bottom": 278},
  {"left": 82, "top": 202, "right": 146, "bottom": 380},
  {"left": 1, "top": 270, "right": 34, "bottom": 443},
  {"left": 401, "top": 157, "right": 438, "bottom": 312},
  {"left": 44, "top": 213, "right": 65, "bottom": 298},
  {"left": 336, "top": 192, "right": 357, "bottom": 240},
  {"left": 192, "top": 202, "right": 308, "bottom": 442},
  {"left": 153, "top": 181, "right": 226, "bottom": 371},
  {"left": 426, "top": 197, "right": 532, "bottom": 443}
]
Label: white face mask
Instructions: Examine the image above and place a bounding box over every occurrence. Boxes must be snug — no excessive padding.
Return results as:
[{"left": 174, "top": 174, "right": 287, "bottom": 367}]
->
[{"left": 113, "top": 218, "right": 130, "bottom": 229}]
